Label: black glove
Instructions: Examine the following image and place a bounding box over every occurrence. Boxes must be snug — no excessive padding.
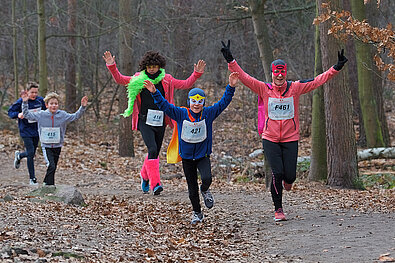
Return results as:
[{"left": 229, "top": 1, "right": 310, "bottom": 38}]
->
[
  {"left": 333, "top": 49, "right": 348, "bottom": 71},
  {"left": 221, "top": 40, "right": 234, "bottom": 63}
]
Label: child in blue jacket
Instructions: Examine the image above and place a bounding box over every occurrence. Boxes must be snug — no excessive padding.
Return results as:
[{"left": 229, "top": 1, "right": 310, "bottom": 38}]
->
[
  {"left": 8, "top": 82, "right": 46, "bottom": 185},
  {"left": 144, "top": 72, "right": 239, "bottom": 224}
]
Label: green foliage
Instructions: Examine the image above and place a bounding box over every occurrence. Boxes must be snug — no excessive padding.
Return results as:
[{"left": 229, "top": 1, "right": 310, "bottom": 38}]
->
[
  {"left": 353, "top": 177, "right": 366, "bottom": 190},
  {"left": 297, "top": 159, "right": 311, "bottom": 172},
  {"left": 359, "top": 173, "right": 395, "bottom": 189}
]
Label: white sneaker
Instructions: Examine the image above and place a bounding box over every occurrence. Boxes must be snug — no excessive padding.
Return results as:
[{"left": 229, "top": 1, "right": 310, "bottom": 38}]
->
[
  {"left": 14, "top": 151, "right": 21, "bottom": 169},
  {"left": 29, "top": 178, "right": 38, "bottom": 185},
  {"left": 191, "top": 211, "right": 204, "bottom": 225}
]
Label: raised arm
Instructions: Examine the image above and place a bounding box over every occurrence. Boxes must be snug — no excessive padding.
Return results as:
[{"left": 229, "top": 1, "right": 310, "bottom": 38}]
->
[
  {"left": 221, "top": 40, "right": 266, "bottom": 96},
  {"left": 296, "top": 50, "right": 347, "bottom": 94},
  {"left": 64, "top": 96, "right": 88, "bottom": 123},
  {"left": 21, "top": 91, "right": 39, "bottom": 122},
  {"left": 103, "top": 50, "right": 132, "bottom": 85},
  {"left": 144, "top": 80, "right": 184, "bottom": 121},
  {"left": 205, "top": 72, "right": 237, "bottom": 120},
  {"left": 170, "top": 60, "right": 206, "bottom": 90}
]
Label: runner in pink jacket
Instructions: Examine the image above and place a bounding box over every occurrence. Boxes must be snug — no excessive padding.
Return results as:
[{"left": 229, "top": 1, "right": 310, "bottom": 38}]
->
[
  {"left": 103, "top": 50, "right": 206, "bottom": 196},
  {"left": 221, "top": 40, "right": 348, "bottom": 221}
]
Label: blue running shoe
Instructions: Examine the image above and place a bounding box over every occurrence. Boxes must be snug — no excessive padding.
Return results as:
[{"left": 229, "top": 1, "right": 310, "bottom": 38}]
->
[
  {"left": 140, "top": 176, "right": 149, "bottom": 193},
  {"left": 153, "top": 184, "right": 163, "bottom": 195}
]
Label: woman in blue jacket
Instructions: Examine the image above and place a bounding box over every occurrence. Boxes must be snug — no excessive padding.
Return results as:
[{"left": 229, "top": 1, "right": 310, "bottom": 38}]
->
[
  {"left": 144, "top": 72, "right": 239, "bottom": 224},
  {"left": 8, "top": 82, "right": 46, "bottom": 185}
]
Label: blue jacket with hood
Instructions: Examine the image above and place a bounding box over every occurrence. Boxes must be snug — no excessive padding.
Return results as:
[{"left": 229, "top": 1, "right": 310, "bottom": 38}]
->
[
  {"left": 8, "top": 97, "right": 46, "bottom": 137},
  {"left": 152, "top": 85, "right": 235, "bottom": 160}
]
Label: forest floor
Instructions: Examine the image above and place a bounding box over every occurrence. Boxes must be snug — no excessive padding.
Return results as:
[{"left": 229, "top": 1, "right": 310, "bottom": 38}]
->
[{"left": 0, "top": 84, "right": 394, "bottom": 262}]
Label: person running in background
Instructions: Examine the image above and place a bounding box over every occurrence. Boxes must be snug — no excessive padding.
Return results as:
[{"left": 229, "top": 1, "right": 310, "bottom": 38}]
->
[
  {"left": 8, "top": 82, "right": 46, "bottom": 185},
  {"left": 221, "top": 40, "right": 348, "bottom": 221},
  {"left": 103, "top": 50, "right": 206, "bottom": 195},
  {"left": 21, "top": 92, "right": 88, "bottom": 186},
  {"left": 144, "top": 72, "right": 239, "bottom": 224}
]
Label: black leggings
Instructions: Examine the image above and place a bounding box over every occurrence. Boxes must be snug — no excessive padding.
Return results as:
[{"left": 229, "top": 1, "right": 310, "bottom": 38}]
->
[
  {"left": 138, "top": 119, "right": 165, "bottom": 159},
  {"left": 262, "top": 139, "right": 298, "bottom": 210},
  {"left": 43, "top": 147, "right": 62, "bottom": 185},
  {"left": 182, "top": 156, "right": 212, "bottom": 213}
]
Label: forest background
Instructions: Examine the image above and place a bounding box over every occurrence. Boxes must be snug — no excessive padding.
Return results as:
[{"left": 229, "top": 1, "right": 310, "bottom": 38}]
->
[{"left": 0, "top": 0, "right": 394, "bottom": 261}]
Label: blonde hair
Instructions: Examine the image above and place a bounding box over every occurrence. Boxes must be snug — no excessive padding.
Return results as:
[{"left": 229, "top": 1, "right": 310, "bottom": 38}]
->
[{"left": 44, "top": 92, "right": 60, "bottom": 104}]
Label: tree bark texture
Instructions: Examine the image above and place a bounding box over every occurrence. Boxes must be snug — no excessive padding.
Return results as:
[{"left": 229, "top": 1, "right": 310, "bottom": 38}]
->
[
  {"left": 12, "top": 0, "right": 19, "bottom": 96},
  {"left": 37, "top": 0, "right": 48, "bottom": 95},
  {"left": 308, "top": 0, "right": 327, "bottom": 181},
  {"left": 65, "top": 0, "right": 77, "bottom": 112},
  {"left": 248, "top": 0, "right": 273, "bottom": 82},
  {"left": 351, "top": 0, "right": 385, "bottom": 148},
  {"left": 319, "top": 0, "right": 358, "bottom": 188},
  {"left": 248, "top": 0, "right": 274, "bottom": 190},
  {"left": 118, "top": 0, "right": 134, "bottom": 157}
]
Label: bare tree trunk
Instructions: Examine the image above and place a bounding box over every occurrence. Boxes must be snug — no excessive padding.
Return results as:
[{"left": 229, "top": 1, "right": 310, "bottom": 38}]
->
[
  {"left": 249, "top": 0, "right": 273, "bottom": 81},
  {"left": 118, "top": 0, "right": 134, "bottom": 157},
  {"left": 12, "top": 0, "right": 18, "bottom": 96},
  {"left": 65, "top": 0, "right": 77, "bottom": 113},
  {"left": 37, "top": 0, "right": 48, "bottom": 95},
  {"left": 343, "top": 0, "right": 365, "bottom": 147},
  {"left": 308, "top": 0, "right": 327, "bottom": 181},
  {"left": 173, "top": 0, "right": 192, "bottom": 107},
  {"left": 248, "top": 0, "right": 273, "bottom": 190},
  {"left": 351, "top": 0, "right": 386, "bottom": 148},
  {"left": 319, "top": 0, "right": 358, "bottom": 188},
  {"left": 23, "top": 0, "right": 29, "bottom": 85}
]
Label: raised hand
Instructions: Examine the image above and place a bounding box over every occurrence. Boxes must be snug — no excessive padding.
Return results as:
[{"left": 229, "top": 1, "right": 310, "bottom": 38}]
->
[
  {"left": 21, "top": 90, "right": 28, "bottom": 102},
  {"left": 102, "top": 51, "right": 115, "bottom": 65},
  {"left": 143, "top": 80, "right": 156, "bottom": 93},
  {"left": 194, "top": 60, "right": 206, "bottom": 73},
  {"left": 229, "top": 72, "right": 239, "bottom": 87},
  {"left": 81, "top": 96, "right": 88, "bottom": 107},
  {"left": 333, "top": 49, "right": 348, "bottom": 71},
  {"left": 221, "top": 40, "right": 234, "bottom": 63}
]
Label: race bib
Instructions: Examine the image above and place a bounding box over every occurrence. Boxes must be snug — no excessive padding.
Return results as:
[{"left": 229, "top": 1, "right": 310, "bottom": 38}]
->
[
  {"left": 181, "top": 119, "right": 207, "bottom": 143},
  {"left": 146, "top": 109, "right": 164, "bottom": 126},
  {"left": 27, "top": 107, "right": 41, "bottom": 123},
  {"left": 41, "top": 127, "right": 60, "bottom": 144},
  {"left": 268, "top": 97, "right": 295, "bottom": 120}
]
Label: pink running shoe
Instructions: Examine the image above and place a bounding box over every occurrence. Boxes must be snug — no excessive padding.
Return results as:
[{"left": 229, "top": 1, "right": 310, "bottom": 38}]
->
[
  {"left": 282, "top": 180, "right": 292, "bottom": 191},
  {"left": 274, "top": 208, "right": 287, "bottom": 221}
]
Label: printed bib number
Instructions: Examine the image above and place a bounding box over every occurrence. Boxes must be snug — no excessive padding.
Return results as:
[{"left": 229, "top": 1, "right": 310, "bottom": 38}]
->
[
  {"left": 41, "top": 127, "right": 60, "bottom": 144},
  {"left": 146, "top": 109, "right": 164, "bottom": 126},
  {"left": 181, "top": 120, "right": 207, "bottom": 143},
  {"left": 268, "top": 97, "right": 295, "bottom": 120},
  {"left": 27, "top": 107, "right": 41, "bottom": 123}
]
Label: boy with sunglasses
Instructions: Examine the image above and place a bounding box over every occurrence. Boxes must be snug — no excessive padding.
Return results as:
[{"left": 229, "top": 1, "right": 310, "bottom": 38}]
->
[{"left": 144, "top": 72, "right": 239, "bottom": 224}]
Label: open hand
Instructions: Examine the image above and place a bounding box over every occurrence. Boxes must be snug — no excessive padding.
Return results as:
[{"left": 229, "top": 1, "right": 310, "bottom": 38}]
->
[
  {"left": 102, "top": 51, "right": 115, "bottom": 65},
  {"left": 21, "top": 90, "right": 28, "bottom": 102},
  {"left": 81, "top": 96, "right": 88, "bottom": 107},
  {"left": 229, "top": 72, "right": 239, "bottom": 87},
  {"left": 143, "top": 80, "right": 156, "bottom": 93},
  {"left": 194, "top": 60, "right": 206, "bottom": 73}
]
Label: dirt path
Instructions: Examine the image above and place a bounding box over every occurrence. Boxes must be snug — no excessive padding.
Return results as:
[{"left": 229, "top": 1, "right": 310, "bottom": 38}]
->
[{"left": 0, "top": 150, "right": 394, "bottom": 262}]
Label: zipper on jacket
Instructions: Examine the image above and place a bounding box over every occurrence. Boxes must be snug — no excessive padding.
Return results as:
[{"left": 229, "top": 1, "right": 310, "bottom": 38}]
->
[
  {"left": 51, "top": 114, "right": 54, "bottom": 148},
  {"left": 292, "top": 118, "right": 296, "bottom": 130}
]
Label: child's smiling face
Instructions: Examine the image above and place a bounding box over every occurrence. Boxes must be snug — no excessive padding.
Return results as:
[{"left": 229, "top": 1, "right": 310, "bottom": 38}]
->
[{"left": 46, "top": 98, "right": 59, "bottom": 114}]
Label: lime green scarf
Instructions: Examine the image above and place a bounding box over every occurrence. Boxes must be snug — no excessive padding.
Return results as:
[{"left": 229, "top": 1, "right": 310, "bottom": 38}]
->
[{"left": 121, "top": 69, "right": 165, "bottom": 117}]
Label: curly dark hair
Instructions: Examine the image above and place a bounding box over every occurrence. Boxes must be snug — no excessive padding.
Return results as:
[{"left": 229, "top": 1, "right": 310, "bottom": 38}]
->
[{"left": 138, "top": 51, "right": 166, "bottom": 71}]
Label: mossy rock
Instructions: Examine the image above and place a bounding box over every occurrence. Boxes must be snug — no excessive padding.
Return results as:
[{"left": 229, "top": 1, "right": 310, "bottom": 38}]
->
[{"left": 28, "top": 185, "right": 86, "bottom": 206}]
